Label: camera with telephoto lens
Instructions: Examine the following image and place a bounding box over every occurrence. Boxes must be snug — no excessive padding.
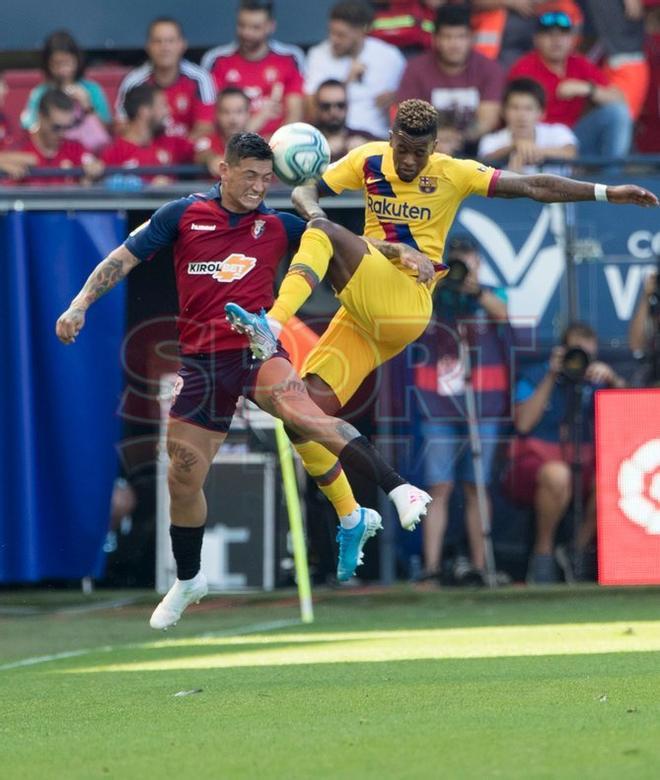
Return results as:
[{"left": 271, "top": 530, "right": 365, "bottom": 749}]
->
[
  {"left": 443, "top": 256, "right": 469, "bottom": 291},
  {"left": 561, "top": 346, "right": 591, "bottom": 383}
]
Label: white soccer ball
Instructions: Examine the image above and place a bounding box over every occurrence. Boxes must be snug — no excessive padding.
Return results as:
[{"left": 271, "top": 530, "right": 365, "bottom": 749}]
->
[{"left": 269, "top": 122, "right": 331, "bottom": 187}]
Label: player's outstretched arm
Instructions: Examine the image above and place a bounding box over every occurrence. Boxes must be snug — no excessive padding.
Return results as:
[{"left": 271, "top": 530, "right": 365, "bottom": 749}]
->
[
  {"left": 55, "top": 245, "right": 140, "bottom": 345},
  {"left": 493, "top": 170, "right": 659, "bottom": 207},
  {"left": 291, "top": 181, "right": 328, "bottom": 221}
]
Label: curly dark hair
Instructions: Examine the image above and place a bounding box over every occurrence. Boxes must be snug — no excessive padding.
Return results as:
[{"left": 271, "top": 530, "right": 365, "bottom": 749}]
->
[
  {"left": 392, "top": 99, "right": 439, "bottom": 138},
  {"left": 224, "top": 132, "right": 274, "bottom": 165}
]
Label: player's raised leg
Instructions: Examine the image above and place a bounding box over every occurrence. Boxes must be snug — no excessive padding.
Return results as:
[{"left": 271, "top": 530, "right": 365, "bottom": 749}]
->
[
  {"left": 225, "top": 218, "right": 373, "bottom": 358},
  {"left": 150, "top": 418, "right": 224, "bottom": 629}
]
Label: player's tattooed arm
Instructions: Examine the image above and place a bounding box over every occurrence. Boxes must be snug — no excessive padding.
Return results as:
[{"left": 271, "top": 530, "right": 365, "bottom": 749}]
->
[
  {"left": 493, "top": 170, "right": 659, "bottom": 206},
  {"left": 55, "top": 245, "right": 140, "bottom": 345},
  {"left": 364, "top": 238, "right": 435, "bottom": 284},
  {"left": 291, "top": 181, "right": 328, "bottom": 220}
]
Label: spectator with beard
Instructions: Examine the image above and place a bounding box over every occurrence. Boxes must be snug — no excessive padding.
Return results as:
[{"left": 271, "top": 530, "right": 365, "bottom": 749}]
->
[
  {"left": 202, "top": 0, "right": 304, "bottom": 138},
  {"left": 102, "top": 85, "right": 194, "bottom": 184},
  {"left": 312, "top": 79, "right": 376, "bottom": 160}
]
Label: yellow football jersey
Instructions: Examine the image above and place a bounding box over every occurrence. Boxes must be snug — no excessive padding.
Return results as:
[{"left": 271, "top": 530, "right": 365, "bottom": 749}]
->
[{"left": 320, "top": 141, "right": 498, "bottom": 283}]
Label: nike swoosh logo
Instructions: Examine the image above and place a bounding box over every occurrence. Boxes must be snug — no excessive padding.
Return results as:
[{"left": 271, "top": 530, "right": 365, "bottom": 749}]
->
[{"left": 366, "top": 176, "right": 384, "bottom": 185}]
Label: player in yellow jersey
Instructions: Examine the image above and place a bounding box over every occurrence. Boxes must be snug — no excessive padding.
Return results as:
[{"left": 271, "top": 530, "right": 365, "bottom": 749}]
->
[{"left": 226, "top": 99, "right": 657, "bottom": 575}]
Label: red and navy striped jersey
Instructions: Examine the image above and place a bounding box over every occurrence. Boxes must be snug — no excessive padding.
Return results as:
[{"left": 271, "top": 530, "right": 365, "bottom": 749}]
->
[{"left": 125, "top": 184, "right": 305, "bottom": 354}]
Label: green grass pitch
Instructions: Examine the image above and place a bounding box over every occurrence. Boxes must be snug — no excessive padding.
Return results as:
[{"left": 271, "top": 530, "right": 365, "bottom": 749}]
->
[{"left": 2, "top": 586, "right": 660, "bottom": 779}]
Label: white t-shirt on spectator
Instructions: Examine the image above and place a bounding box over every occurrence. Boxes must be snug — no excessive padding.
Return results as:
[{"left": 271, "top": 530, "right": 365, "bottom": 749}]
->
[
  {"left": 478, "top": 122, "right": 577, "bottom": 173},
  {"left": 304, "top": 37, "right": 406, "bottom": 138}
]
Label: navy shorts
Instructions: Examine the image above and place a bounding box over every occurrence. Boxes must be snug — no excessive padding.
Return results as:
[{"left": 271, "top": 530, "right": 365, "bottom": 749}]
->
[{"left": 170, "top": 346, "right": 290, "bottom": 433}]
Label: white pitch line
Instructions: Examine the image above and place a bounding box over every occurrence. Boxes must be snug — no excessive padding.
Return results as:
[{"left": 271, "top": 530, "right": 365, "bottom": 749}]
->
[{"left": 0, "top": 618, "right": 302, "bottom": 672}]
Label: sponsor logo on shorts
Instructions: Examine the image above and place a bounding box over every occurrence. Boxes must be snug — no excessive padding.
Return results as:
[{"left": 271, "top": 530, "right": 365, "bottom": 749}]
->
[
  {"left": 367, "top": 195, "right": 431, "bottom": 222},
  {"left": 190, "top": 223, "right": 217, "bottom": 231},
  {"left": 252, "top": 219, "right": 266, "bottom": 238},
  {"left": 187, "top": 253, "right": 257, "bottom": 283}
]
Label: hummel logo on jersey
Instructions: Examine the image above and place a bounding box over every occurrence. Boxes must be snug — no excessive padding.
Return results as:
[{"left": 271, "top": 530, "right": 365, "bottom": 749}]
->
[
  {"left": 190, "top": 223, "right": 216, "bottom": 231},
  {"left": 188, "top": 253, "right": 257, "bottom": 283}
]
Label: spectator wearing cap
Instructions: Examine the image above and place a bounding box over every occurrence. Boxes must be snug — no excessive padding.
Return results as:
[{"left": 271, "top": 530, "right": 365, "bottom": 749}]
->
[
  {"left": 194, "top": 87, "right": 252, "bottom": 176},
  {"left": 397, "top": 5, "right": 506, "bottom": 154},
  {"left": 312, "top": 79, "right": 377, "bottom": 160},
  {"left": 21, "top": 30, "right": 111, "bottom": 153},
  {"left": 478, "top": 77, "right": 577, "bottom": 172},
  {"left": 116, "top": 18, "right": 216, "bottom": 141},
  {"left": 414, "top": 236, "right": 511, "bottom": 584},
  {"left": 304, "top": 0, "right": 406, "bottom": 138},
  {"left": 508, "top": 10, "right": 633, "bottom": 159},
  {"left": 202, "top": 0, "right": 305, "bottom": 139}
]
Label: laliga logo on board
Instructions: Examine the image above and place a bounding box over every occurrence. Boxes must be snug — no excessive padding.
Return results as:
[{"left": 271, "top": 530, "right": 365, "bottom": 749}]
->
[{"left": 617, "top": 439, "right": 660, "bottom": 535}]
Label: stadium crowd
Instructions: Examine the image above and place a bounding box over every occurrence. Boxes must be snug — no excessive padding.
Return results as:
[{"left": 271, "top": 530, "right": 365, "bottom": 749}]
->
[{"left": 2, "top": 0, "right": 659, "bottom": 587}]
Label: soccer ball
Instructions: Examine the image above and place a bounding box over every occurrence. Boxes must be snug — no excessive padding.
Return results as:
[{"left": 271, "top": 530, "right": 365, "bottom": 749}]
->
[{"left": 269, "top": 122, "right": 331, "bottom": 187}]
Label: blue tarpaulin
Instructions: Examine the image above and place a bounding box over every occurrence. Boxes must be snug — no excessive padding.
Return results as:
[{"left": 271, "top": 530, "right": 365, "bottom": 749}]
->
[{"left": 0, "top": 210, "right": 126, "bottom": 582}]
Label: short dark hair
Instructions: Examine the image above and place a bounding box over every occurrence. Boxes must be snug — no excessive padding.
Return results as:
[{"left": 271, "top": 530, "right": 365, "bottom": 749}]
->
[
  {"left": 561, "top": 321, "right": 598, "bottom": 345},
  {"left": 147, "top": 17, "right": 184, "bottom": 39},
  {"left": 393, "top": 99, "right": 439, "bottom": 138},
  {"left": 504, "top": 78, "right": 547, "bottom": 110},
  {"left": 124, "top": 84, "right": 158, "bottom": 121},
  {"left": 217, "top": 86, "right": 250, "bottom": 107},
  {"left": 225, "top": 132, "right": 274, "bottom": 165},
  {"left": 316, "top": 79, "right": 346, "bottom": 94},
  {"left": 38, "top": 88, "right": 75, "bottom": 117},
  {"left": 434, "top": 5, "right": 471, "bottom": 31},
  {"left": 42, "top": 30, "right": 84, "bottom": 82},
  {"left": 330, "top": 0, "right": 374, "bottom": 28},
  {"left": 238, "top": 0, "right": 274, "bottom": 17}
]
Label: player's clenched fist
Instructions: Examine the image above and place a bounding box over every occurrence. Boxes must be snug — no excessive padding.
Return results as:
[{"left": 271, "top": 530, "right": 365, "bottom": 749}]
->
[{"left": 56, "top": 307, "right": 85, "bottom": 344}]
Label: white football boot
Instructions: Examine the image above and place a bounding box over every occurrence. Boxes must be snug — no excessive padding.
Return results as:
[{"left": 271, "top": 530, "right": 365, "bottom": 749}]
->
[
  {"left": 389, "top": 484, "right": 433, "bottom": 531},
  {"left": 149, "top": 571, "right": 208, "bottom": 630}
]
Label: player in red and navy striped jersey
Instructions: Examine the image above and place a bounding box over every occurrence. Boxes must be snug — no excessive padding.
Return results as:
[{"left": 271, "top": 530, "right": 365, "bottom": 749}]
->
[
  {"left": 55, "top": 131, "right": 426, "bottom": 628},
  {"left": 116, "top": 18, "right": 216, "bottom": 140}
]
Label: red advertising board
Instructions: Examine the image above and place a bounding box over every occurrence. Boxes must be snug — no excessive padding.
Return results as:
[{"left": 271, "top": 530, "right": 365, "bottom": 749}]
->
[{"left": 596, "top": 389, "right": 660, "bottom": 585}]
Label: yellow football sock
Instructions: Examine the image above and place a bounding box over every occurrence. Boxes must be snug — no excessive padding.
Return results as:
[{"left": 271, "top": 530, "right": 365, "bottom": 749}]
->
[
  {"left": 268, "top": 228, "right": 334, "bottom": 325},
  {"left": 294, "top": 440, "right": 359, "bottom": 518}
]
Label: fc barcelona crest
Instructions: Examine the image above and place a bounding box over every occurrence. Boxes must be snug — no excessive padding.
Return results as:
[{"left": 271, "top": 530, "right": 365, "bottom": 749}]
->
[
  {"left": 419, "top": 176, "right": 438, "bottom": 194},
  {"left": 252, "top": 219, "right": 266, "bottom": 238}
]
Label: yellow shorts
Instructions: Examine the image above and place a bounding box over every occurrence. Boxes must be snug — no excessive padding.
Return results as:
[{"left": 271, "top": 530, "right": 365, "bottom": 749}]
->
[{"left": 302, "top": 244, "right": 433, "bottom": 406}]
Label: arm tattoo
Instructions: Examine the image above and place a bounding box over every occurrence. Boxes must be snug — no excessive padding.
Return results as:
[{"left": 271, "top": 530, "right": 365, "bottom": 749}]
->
[
  {"left": 271, "top": 378, "right": 307, "bottom": 403},
  {"left": 77, "top": 254, "right": 131, "bottom": 308},
  {"left": 287, "top": 263, "right": 321, "bottom": 290},
  {"left": 364, "top": 237, "right": 401, "bottom": 260},
  {"left": 495, "top": 172, "right": 595, "bottom": 203}
]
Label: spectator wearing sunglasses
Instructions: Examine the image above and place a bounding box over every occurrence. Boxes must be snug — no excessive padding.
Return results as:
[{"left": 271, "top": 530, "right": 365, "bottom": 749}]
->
[
  {"left": 312, "top": 79, "right": 377, "bottom": 160},
  {"left": 8, "top": 89, "right": 102, "bottom": 185},
  {"left": 508, "top": 10, "right": 632, "bottom": 159}
]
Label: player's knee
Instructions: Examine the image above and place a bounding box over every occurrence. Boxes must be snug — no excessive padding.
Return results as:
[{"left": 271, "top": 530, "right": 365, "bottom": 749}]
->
[
  {"left": 307, "top": 216, "right": 333, "bottom": 236},
  {"left": 167, "top": 464, "right": 203, "bottom": 501}
]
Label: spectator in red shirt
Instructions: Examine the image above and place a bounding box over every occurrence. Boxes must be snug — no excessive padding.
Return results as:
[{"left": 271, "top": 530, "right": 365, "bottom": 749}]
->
[
  {"left": 116, "top": 17, "right": 216, "bottom": 141},
  {"left": 194, "top": 87, "right": 252, "bottom": 176},
  {"left": 312, "top": 79, "right": 377, "bottom": 160},
  {"left": 6, "top": 89, "right": 102, "bottom": 186},
  {"left": 102, "top": 85, "right": 195, "bottom": 185},
  {"left": 508, "top": 10, "right": 633, "bottom": 159},
  {"left": 0, "top": 72, "right": 12, "bottom": 150},
  {"left": 397, "top": 5, "right": 506, "bottom": 153},
  {"left": 202, "top": 0, "right": 304, "bottom": 138}
]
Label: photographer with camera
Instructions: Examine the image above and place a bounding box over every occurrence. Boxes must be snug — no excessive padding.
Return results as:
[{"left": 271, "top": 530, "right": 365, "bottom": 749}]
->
[
  {"left": 505, "top": 322, "right": 626, "bottom": 584},
  {"left": 628, "top": 269, "right": 660, "bottom": 386},
  {"left": 415, "top": 236, "right": 510, "bottom": 585}
]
